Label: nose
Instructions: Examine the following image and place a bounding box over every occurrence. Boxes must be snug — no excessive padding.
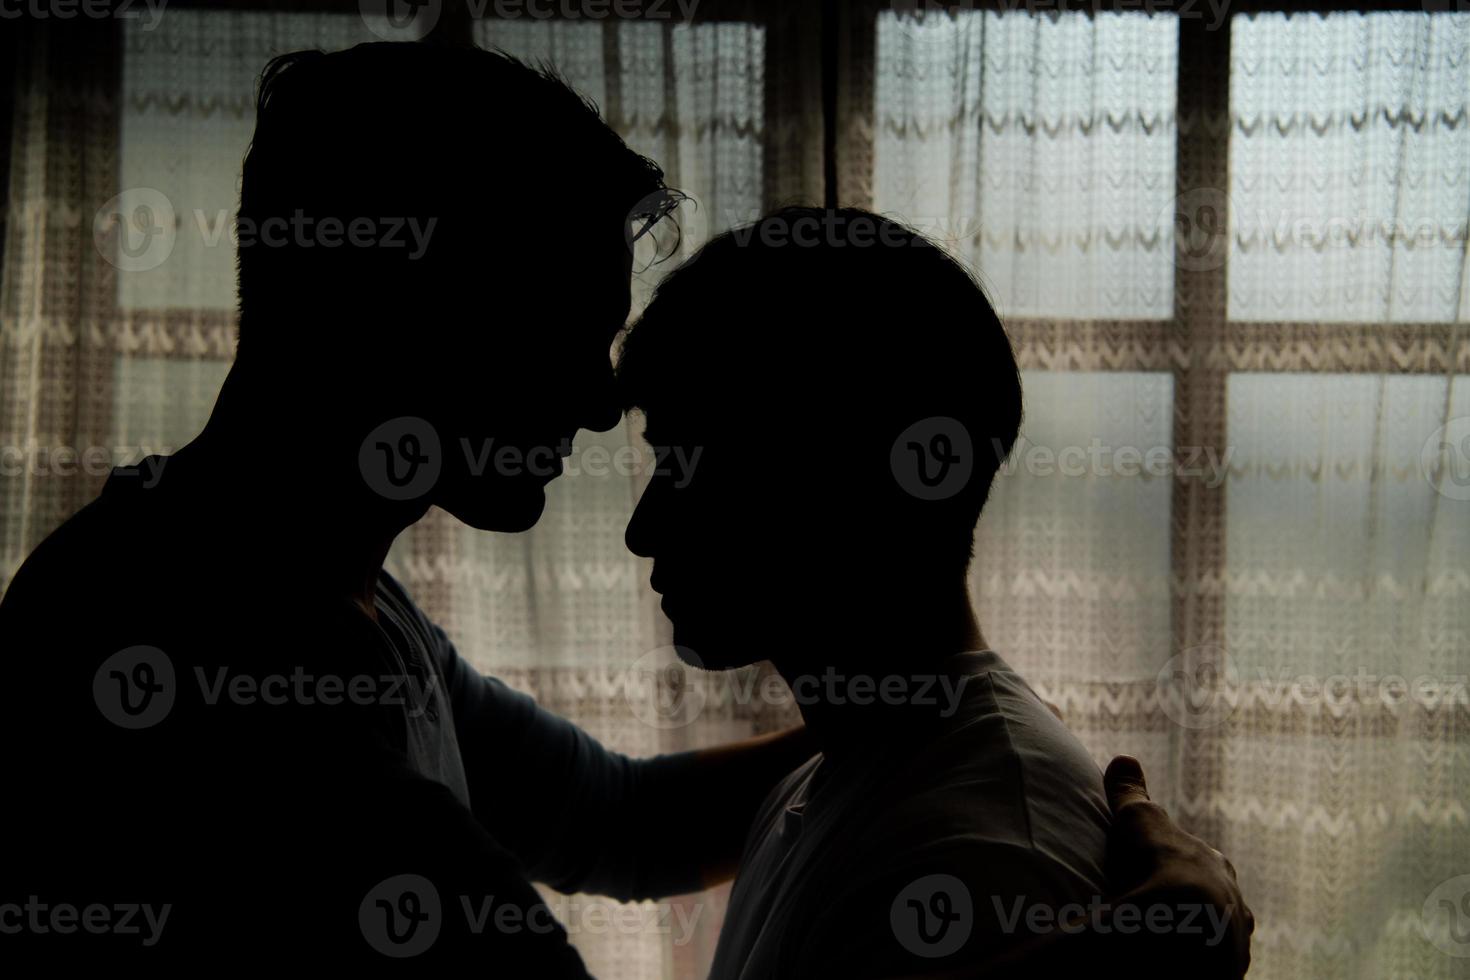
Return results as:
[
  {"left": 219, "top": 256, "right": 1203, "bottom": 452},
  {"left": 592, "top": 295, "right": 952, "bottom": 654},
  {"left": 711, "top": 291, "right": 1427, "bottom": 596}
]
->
[
  {"left": 579, "top": 357, "right": 622, "bottom": 434},
  {"left": 585, "top": 397, "right": 621, "bottom": 434}
]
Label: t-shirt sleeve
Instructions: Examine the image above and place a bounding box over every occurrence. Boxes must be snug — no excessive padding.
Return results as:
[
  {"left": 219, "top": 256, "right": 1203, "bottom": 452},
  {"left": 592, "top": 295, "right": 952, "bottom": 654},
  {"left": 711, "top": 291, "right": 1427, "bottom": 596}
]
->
[
  {"left": 318, "top": 757, "right": 597, "bottom": 973},
  {"left": 430, "top": 619, "right": 703, "bottom": 900}
]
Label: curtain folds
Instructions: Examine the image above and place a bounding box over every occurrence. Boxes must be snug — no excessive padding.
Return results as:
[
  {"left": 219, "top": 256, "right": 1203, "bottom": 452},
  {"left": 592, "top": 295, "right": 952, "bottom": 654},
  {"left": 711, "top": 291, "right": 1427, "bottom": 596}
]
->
[{"left": 861, "top": 9, "right": 1469, "bottom": 980}]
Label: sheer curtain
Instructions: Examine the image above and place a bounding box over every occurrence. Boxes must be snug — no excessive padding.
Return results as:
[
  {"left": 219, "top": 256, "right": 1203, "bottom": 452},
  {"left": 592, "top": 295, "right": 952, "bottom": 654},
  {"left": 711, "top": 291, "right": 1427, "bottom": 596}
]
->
[
  {"left": 0, "top": 10, "right": 786, "bottom": 979},
  {"left": 864, "top": 8, "right": 1469, "bottom": 980},
  {"left": 868, "top": 10, "right": 1181, "bottom": 767}
]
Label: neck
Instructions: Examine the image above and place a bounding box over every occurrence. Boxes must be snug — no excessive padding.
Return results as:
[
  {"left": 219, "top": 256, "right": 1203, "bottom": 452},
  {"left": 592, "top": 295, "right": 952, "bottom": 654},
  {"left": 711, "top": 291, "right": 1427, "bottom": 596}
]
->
[
  {"left": 771, "top": 578, "right": 985, "bottom": 761},
  {"left": 172, "top": 363, "right": 425, "bottom": 616}
]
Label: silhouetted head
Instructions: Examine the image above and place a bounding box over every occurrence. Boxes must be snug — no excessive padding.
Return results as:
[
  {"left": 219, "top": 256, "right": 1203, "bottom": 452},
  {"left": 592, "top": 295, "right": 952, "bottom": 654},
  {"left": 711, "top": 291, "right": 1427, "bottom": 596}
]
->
[
  {"left": 233, "top": 42, "right": 677, "bottom": 531},
  {"left": 619, "top": 208, "right": 1022, "bottom": 669}
]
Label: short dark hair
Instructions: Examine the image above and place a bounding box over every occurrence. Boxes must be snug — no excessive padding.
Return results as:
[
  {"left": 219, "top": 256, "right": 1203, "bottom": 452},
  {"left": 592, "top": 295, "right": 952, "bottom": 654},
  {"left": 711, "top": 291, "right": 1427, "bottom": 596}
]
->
[
  {"left": 617, "top": 207, "right": 1022, "bottom": 568},
  {"left": 236, "top": 42, "right": 676, "bottom": 350}
]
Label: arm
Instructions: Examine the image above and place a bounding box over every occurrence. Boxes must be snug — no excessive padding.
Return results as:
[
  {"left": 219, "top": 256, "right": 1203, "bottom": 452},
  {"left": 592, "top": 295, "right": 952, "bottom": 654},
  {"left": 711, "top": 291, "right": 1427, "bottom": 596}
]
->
[
  {"left": 437, "top": 628, "right": 814, "bottom": 899},
  {"left": 339, "top": 765, "right": 598, "bottom": 973},
  {"left": 887, "top": 756, "right": 1254, "bottom": 980},
  {"left": 663, "top": 724, "right": 819, "bottom": 889}
]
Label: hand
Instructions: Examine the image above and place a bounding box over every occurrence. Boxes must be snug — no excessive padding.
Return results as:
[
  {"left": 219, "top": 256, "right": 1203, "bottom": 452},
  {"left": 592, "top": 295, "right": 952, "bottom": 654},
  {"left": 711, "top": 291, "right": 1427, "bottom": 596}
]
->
[
  {"left": 1103, "top": 755, "right": 1254, "bottom": 979},
  {"left": 882, "top": 755, "right": 1255, "bottom": 980}
]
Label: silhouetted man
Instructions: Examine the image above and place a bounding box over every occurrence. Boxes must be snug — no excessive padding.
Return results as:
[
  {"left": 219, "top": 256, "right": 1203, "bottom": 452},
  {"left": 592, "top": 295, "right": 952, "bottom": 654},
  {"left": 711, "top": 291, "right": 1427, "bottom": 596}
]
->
[
  {"left": 0, "top": 43, "right": 817, "bottom": 968},
  {"left": 618, "top": 208, "right": 1253, "bottom": 978},
  {"left": 0, "top": 45, "right": 1248, "bottom": 973}
]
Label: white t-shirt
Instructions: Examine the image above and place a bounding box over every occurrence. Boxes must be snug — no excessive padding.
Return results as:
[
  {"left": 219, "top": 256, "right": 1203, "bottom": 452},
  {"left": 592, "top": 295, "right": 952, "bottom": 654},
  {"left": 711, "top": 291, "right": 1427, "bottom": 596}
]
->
[{"left": 707, "top": 650, "right": 1110, "bottom": 980}]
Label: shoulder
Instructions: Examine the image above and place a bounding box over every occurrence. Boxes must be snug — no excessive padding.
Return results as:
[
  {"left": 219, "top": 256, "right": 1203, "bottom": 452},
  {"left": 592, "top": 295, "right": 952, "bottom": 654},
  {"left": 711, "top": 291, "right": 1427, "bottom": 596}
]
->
[
  {"left": 375, "top": 569, "right": 450, "bottom": 655},
  {"left": 3, "top": 492, "right": 124, "bottom": 605},
  {"left": 870, "top": 664, "right": 1110, "bottom": 860},
  {"left": 782, "top": 662, "right": 1111, "bottom": 972}
]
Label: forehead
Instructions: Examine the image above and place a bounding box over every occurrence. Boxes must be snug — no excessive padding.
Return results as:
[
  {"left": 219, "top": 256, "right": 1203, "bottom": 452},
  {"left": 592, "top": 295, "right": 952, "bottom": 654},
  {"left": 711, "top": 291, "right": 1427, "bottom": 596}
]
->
[
  {"left": 637, "top": 405, "right": 700, "bottom": 445},
  {"left": 637, "top": 401, "right": 753, "bottom": 453}
]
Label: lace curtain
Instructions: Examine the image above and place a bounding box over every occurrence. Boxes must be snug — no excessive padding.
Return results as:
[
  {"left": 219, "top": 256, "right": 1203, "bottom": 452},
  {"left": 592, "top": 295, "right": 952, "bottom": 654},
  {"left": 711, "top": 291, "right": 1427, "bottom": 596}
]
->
[{"left": 864, "top": 9, "right": 1469, "bottom": 980}]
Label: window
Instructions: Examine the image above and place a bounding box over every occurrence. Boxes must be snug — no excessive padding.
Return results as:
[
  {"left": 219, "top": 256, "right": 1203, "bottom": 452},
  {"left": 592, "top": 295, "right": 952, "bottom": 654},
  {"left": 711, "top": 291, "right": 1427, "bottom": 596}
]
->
[{"left": 858, "top": 8, "right": 1468, "bottom": 979}]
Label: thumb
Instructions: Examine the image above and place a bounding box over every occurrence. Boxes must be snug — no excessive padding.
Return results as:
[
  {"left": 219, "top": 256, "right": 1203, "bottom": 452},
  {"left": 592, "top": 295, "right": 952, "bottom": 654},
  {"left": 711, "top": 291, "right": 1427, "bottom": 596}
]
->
[{"left": 1104, "top": 754, "right": 1150, "bottom": 813}]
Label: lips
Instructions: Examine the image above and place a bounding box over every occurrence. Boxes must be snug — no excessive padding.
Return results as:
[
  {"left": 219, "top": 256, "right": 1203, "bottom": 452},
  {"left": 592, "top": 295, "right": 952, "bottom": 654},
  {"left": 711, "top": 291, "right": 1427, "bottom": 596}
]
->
[{"left": 528, "top": 434, "right": 575, "bottom": 483}]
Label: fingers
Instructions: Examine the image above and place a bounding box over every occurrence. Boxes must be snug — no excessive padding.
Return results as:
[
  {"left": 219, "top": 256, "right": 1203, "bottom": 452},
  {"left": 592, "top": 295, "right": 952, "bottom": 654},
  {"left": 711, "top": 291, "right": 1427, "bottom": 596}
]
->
[{"left": 1104, "top": 754, "right": 1150, "bottom": 813}]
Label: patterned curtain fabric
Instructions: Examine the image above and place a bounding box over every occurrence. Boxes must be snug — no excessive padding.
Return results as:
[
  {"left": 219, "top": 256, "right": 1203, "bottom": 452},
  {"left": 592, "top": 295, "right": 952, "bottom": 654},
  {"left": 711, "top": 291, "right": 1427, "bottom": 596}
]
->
[
  {"left": 873, "top": 10, "right": 1179, "bottom": 320},
  {"left": 866, "top": 9, "right": 1469, "bottom": 980}
]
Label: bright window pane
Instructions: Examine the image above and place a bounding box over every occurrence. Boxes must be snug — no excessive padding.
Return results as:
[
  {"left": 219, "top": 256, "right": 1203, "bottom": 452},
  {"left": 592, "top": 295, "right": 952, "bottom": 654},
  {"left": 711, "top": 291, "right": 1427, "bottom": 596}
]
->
[
  {"left": 874, "top": 11, "right": 1178, "bottom": 320},
  {"left": 1228, "top": 12, "right": 1470, "bottom": 323},
  {"left": 974, "top": 371, "right": 1175, "bottom": 685},
  {"left": 118, "top": 12, "right": 385, "bottom": 311},
  {"left": 1225, "top": 372, "right": 1470, "bottom": 678}
]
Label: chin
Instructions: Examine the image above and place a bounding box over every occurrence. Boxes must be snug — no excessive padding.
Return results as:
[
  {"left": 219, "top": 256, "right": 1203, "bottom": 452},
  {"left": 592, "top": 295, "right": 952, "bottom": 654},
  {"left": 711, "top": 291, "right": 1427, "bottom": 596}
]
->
[
  {"left": 669, "top": 618, "right": 752, "bottom": 673},
  {"left": 438, "top": 482, "right": 548, "bottom": 532}
]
